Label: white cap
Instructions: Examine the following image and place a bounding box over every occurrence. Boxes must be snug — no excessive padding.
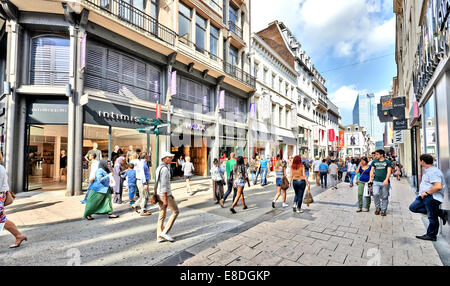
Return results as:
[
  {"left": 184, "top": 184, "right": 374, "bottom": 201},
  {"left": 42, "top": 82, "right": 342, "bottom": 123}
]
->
[{"left": 161, "top": 152, "right": 175, "bottom": 160}]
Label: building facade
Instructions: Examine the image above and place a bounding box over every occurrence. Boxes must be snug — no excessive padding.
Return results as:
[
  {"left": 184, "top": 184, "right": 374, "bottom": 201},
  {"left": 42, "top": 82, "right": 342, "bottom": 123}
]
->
[
  {"left": 352, "top": 93, "right": 384, "bottom": 147},
  {"left": 0, "top": 0, "right": 255, "bottom": 194},
  {"left": 250, "top": 27, "right": 298, "bottom": 160},
  {"left": 343, "top": 124, "right": 370, "bottom": 158},
  {"left": 394, "top": 0, "right": 450, "bottom": 243}
]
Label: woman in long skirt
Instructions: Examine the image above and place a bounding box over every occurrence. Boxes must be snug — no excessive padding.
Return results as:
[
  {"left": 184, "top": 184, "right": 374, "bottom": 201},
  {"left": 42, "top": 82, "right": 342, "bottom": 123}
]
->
[
  {"left": 84, "top": 159, "right": 119, "bottom": 220},
  {"left": 113, "top": 156, "right": 126, "bottom": 204}
]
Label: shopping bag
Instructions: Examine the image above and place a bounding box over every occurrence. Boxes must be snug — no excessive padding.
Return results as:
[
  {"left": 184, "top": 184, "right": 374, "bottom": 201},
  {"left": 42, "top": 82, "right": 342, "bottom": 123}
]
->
[
  {"left": 363, "top": 183, "right": 369, "bottom": 197},
  {"left": 303, "top": 186, "right": 314, "bottom": 207},
  {"left": 0, "top": 222, "right": 4, "bottom": 233}
]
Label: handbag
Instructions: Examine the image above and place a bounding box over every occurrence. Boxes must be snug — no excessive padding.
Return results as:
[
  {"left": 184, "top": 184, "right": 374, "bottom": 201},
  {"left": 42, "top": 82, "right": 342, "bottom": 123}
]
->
[
  {"left": 152, "top": 166, "right": 167, "bottom": 204},
  {"left": 303, "top": 186, "right": 313, "bottom": 206},
  {"left": 281, "top": 176, "right": 290, "bottom": 190},
  {"left": 4, "top": 191, "right": 16, "bottom": 207}
]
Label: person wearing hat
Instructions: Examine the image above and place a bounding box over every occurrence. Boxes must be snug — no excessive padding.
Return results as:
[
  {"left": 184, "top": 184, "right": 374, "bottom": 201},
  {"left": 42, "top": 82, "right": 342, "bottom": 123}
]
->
[{"left": 155, "top": 152, "right": 179, "bottom": 243}]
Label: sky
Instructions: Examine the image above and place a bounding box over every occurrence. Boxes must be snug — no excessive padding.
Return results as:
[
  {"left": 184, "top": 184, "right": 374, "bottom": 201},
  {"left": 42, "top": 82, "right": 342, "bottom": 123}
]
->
[{"left": 251, "top": 0, "right": 397, "bottom": 125}]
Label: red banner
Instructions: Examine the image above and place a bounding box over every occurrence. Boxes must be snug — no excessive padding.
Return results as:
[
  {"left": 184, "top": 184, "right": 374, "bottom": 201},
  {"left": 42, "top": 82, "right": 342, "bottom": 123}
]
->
[
  {"left": 156, "top": 104, "right": 162, "bottom": 119},
  {"left": 328, "top": 129, "right": 335, "bottom": 142},
  {"left": 339, "top": 131, "right": 345, "bottom": 147}
]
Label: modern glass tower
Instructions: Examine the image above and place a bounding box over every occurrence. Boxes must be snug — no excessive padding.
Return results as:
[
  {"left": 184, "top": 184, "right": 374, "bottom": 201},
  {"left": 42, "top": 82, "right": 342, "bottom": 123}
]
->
[{"left": 353, "top": 94, "right": 384, "bottom": 145}]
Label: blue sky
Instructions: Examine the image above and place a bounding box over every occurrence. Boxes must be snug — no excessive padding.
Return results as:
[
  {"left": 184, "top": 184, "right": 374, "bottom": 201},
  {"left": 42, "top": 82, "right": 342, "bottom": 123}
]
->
[{"left": 252, "top": 0, "right": 397, "bottom": 125}]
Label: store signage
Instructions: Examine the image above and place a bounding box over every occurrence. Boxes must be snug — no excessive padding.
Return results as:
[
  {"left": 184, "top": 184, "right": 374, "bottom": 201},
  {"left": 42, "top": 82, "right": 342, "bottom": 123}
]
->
[
  {"left": 219, "top": 90, "right": 225, "bottom": 109},
  {"left": 394, "top": 130, "right": 404, "bottom": 144},
  {"left": 171, "top": 71, "right": 177, "bottom": 96},
  {"left": 27, "top": 99, "right": 69, "bottom": 124},
  {"left": 80, "top": 34, "right": 87, "bottom": 71},
  {"left": 413, "top": 0, "right": 450, "bottom": 100},
  {"left": 393, "top": 119, "right": 408, "bottom": 131},
  {"left": 185, "top": 122, "right": 206, "bottom": 131},
  {"left": 381, "top": 95, "right": 393, "bottom": 110},
  {"left": 409, "top": 101, "right": 420, "bottom": 127},
  {"left": 84, "top": 99, "right": 167, "bottom": 130}
]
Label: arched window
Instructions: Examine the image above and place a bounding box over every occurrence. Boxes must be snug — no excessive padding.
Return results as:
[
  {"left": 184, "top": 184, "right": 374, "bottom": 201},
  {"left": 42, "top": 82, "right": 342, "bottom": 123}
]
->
[{"left": 30, "top": 36, "right": 70, "bottom": 86}]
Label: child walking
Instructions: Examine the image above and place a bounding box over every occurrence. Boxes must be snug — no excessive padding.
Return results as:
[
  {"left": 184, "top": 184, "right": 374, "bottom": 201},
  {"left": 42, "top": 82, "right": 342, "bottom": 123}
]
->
[{"left": 122, "top": 163, "right": 137, "bottom": 205}]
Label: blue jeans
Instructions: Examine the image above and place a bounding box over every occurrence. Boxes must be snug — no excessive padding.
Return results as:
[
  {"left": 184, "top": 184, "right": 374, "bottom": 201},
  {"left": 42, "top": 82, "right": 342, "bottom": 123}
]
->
[
  {"left": 320, "top": 172, "right": 327, "bottom": 187},
  {"left": 349, "top": 171, "right": 356, "bottom": 185},
  {"left": 409, "top": 196, "right": 442, "bottom": 238},
  {"left": 253, "top": 170, "right": 260, "bottom": 184},
  {"left": 293, "top": 180, "right": 306, "bottom": 210},
  {"left": 128, "top": 184, "right": 137, "bottom": 202},
  {"left": 223, "top": 177, "right": 237, "bottom": 203},
  {"left": 260, "top": 168, "right": 268, "bottom": 185},
  {"left": 372, "top": 181, "right": 389, "bottom": 211},
  {"left": 250, "top": 172, "right": 257, "bottom": 184}
]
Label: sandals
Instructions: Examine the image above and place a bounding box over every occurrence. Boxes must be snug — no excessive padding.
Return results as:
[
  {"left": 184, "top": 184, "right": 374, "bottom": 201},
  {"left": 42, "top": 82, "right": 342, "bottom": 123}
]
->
[
  {"left": 9, "top": 236, "right": 27, "bottom": 249},
  {"left": 86, "top": 216, "right": 95, "bottom": 220},
  {"left": 108, "top": 214, "right": 119, "bottom": 219}
]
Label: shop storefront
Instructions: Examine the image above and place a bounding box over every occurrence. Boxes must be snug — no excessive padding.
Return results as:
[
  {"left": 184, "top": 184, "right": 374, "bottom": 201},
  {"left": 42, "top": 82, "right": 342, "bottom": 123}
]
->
[
  {"left": 219, "top": 125, "right": 248, "bottom": 159},
  {"left": 83, "top": 99, "right": 167, "bottom": 189}
]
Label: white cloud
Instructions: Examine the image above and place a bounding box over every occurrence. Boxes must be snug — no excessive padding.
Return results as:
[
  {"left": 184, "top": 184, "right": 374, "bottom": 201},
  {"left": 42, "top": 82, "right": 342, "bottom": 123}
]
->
[{"left": 251, "top": 0, "right": 395, "bottom": 61}]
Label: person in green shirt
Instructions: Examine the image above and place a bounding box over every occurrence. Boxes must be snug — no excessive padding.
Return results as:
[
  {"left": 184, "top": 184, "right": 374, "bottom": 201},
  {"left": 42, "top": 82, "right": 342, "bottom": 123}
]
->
[
  {"left": 369, "top": 149, "right": 392, "bottom": 216},
  {"left": 221, "top": 153, "right": 237, "bottom": 206}
]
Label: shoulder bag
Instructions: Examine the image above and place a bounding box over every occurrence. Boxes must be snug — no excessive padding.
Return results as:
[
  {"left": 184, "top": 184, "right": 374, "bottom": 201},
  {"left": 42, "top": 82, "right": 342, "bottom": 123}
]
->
[
  {"left": 303, "top": 185, "right": 314, "bottom": 206},
  {"left": 281, "top": 175, "right": 290, "bottom": 190},
  {"left": 151, "top": 166, "right": 167, "bottom": 204},
  {"left": 4, "top": 191, "right": 16, "bottom": 207}
]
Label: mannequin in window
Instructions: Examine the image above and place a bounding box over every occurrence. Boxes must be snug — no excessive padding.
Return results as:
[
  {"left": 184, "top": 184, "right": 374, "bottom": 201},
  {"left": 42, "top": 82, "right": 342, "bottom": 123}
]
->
[
  {"left": 111, "top": 145, "right": 120, "bottom": 163},
  {"left": 126, "top": 145, "right": 136, "bottom": 163},
  {"left": 60, "top": 150, "right": 67, "bottom": 182},
  {"left": 85, "top": 143, "right": 102, "bottom": 162}
]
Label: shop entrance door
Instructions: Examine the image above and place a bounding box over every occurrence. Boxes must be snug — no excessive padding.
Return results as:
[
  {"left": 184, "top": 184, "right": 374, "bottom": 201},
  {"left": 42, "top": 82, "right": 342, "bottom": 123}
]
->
[{"left": 25, "top": 125, "right": 68, "bottom": 191}]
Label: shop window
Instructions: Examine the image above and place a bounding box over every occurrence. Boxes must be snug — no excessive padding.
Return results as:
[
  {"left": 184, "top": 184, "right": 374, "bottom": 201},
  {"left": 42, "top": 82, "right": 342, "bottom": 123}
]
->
[
  {"left": 423, "top": 95, "right": 437, "bottom": 157},
  {"left": 221, "top": 92, "right": 247, "bottom": 123},
  {"left": 85, "top": 43, "right": 161, "bottom": 103},
  {"left": 195, "top": 14, "right": 207, "bottom": 53},
  {"left": 172, "top": 75, "right": 212, "bottom": 114},
  {"left": 30, "top": 36, "right": 70, "bottom": 86}
]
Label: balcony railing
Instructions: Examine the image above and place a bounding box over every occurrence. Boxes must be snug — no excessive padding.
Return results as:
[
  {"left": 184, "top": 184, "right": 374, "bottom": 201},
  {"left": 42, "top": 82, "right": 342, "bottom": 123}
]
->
[
  {"left": 228, "top": 20, "right": 243, "bottom": 40},
  {"left": 224, "top": 62, "right": 255, "bottom": 88},
  {"left": 318, "top": 98, "right": 328, "bottom": 109},
  {"left": 207, "top": 0, "right": 223, "bottom": 14},
  {"left": 84, "top": 0, "right": 177, "bottom": 46}
]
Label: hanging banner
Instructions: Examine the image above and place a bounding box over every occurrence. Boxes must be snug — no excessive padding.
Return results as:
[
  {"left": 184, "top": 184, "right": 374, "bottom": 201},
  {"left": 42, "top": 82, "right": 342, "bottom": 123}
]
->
[
  {"left": 381, "top": 95, "right": 393, "bottom": 110},
  {"left": 80, "top": 34, "right": 87, "bottom": 71},
  {"left": 339, "top": 131, "right": 345, "bottom": 147},
  {"left": 219, "top": 90, "right": 225, "bottom": 110},
  {"left": 156, "top": 103, "right": 162, "bottom": 119},
  {"left": 171, "top": 71, "right": 177, "bottom": 96},
  {"left": 328, "top": 129, "right": 335, "bottom": 142}
]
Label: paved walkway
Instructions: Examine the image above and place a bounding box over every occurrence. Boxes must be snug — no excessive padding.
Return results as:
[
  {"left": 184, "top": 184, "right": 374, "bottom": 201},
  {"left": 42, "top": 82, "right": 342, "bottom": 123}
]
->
[{"left": 182, "top": 179, "right": 444, "bottom": 266}]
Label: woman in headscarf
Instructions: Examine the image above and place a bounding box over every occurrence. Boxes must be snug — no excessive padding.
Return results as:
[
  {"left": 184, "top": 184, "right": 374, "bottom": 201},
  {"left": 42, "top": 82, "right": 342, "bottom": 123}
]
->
[
  {"left": 113, "top": 151, "right": 126, "bottom": 204},
  {"left": 84, "top": 159, "right": 119, "bottom": 220}
]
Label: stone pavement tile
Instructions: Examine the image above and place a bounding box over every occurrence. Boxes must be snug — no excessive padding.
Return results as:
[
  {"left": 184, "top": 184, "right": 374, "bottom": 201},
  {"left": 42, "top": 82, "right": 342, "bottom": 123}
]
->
[
  {"left": 291, "top": 234, "right": 316, "bottom": 245},
  {"left": 344, "top": 255, "right": 369, "bottom": 266},
  {"left": 392, "top": 237, "right": 417, "bottom": 250},
  {"left": 294, "top": 243, "right": 322, "bottom": 256},
  {"left": 343, "top": 232, "right": 368, "bottom": 243},
  {"left": 252, "top": 251, "right": 284, "bottom": 266},
  {"left": 297, "top": 253, "right": 329, "bottom": 266},
  {"left": 278, "top": 259, "right": 305, "bottom": 266},
  {"left": 335, "top": 245, "right": 364, "bottom": 258},
  {"left": 311, "top": 240, "right": 339, "bottom": 251},
  {"left": 234, "top": 236, "right": 263, "bottom": 248},
  {"left": 216, "top": 240, "right": 242, "bottom": 252},
  {"left": 329, "top": 236, "right": 353, "bottom": 246},
  {"left": 337, "top": 226, "right": 358, "bottom": 234},
  {"left": 228, "top": 257, "right": 254, "bottom": 266},
  {"left": 272, "top": 230, "right": 297, "bottom": 240},
  {"left": 351, "top": 241, "right": 379, "bottom": 250},
  {"left": 207, "top": 249, "right": 239, "bottom": 266},
  {"left": 240, "top": 229, "right": 266, "bottom": 239},
  {"left": 308, "top": 231, "right": 331, "bottom": 241},
  {"left": 305, "top": 224, "right": 327, "bottom": 233},
  {"left": 317, "top": 249, "right": 347, "bottom": 264},
  {"left": 196, "top": 247, "right": 221, "bottom": 258},
  {"left": 323, "top": 228, "right": 345, "bottom": 237},
  {"left": 182, "top": 255, "right": 214, "bottom": 266},
  {"left": 232, "top": 245, "right": 262, "bottom": 260},
  {"left": 274, "top": 245, "right": 304, "bottom": 262},
  {"left": 253, "top": 240, "right": 285, "bottom": 253}
]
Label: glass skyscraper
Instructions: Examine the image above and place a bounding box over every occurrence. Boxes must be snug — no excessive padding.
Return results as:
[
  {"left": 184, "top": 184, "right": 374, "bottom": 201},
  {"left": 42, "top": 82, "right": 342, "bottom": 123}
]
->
[{"left": 353, "top": 94, "right": 384, "bottom": 145}]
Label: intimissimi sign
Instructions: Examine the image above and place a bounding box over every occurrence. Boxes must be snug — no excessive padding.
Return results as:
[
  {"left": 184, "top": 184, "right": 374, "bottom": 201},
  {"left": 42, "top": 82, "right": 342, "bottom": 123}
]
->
[{"left": 84, "top": 99, "right": 167, "bottom": 130}]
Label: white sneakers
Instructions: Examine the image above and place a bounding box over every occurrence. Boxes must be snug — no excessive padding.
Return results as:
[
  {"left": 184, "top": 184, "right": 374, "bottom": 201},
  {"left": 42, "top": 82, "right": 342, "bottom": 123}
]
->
[
  {"left": 160, "top": 232, "right": 175, "bottom": 242},
  {"left": 282, "top": 203, "right": 289, "bottom": 208}
]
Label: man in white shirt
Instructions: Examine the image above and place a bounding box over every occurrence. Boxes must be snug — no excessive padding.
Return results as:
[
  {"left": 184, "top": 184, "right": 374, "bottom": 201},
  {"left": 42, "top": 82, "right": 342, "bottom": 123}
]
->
[
  {"left": 155, "top": 152, "right": 179, "bottom": 243},
  {"left": 313, "top": 157, "right": 322, "bottom": 186}
]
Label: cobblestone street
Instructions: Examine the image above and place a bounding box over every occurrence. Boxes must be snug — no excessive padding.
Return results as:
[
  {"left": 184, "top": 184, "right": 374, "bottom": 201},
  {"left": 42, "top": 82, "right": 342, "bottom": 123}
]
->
[{"left": 183, "top": 179, "right": 445, "bottom": 266}]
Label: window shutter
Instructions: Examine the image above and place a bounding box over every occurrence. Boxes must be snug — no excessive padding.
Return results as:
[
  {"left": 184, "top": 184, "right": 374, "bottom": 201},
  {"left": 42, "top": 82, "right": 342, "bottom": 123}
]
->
[
  {"left": 85, "top": 44, "right": 104, "bottom": 90},
  {"left": 105, "top": 50, "right": 120, "bottom": 93}
]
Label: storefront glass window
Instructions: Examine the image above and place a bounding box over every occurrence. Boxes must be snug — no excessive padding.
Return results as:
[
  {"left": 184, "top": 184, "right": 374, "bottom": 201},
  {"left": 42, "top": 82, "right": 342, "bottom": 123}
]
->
[
  {"left": 30, "top": 36, "right": 70, "bottom": 86},
  {"left": 423, "top": 95, "right": 437, "bottom": 158},
  {"left": 222, "top": 92, "right": 247, "bottom": 123}
]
